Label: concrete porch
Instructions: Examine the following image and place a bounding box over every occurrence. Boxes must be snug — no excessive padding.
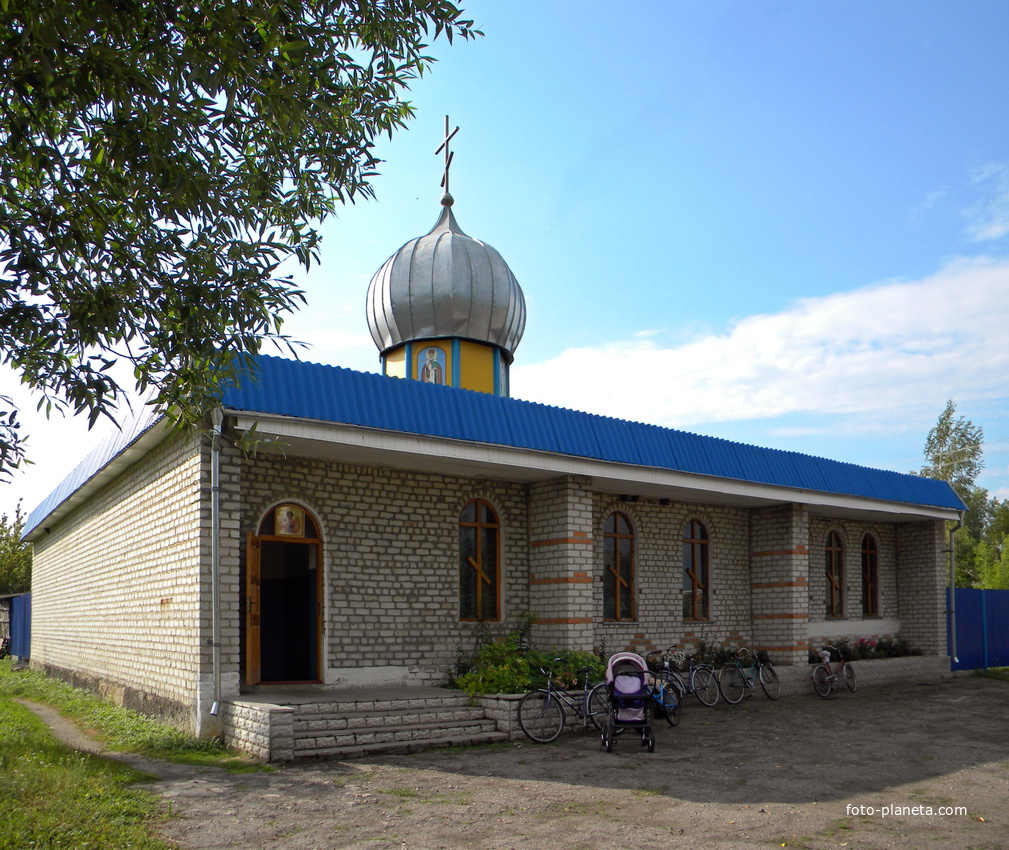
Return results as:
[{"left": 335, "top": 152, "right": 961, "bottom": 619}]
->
[{"left": 221, "top": 685, "right": 510, "bottom": 762}]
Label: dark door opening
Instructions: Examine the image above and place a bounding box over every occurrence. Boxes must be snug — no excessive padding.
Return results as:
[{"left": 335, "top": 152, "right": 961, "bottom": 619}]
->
[{"left": 258, "top": 540, "right": 320, "bottom": 683}]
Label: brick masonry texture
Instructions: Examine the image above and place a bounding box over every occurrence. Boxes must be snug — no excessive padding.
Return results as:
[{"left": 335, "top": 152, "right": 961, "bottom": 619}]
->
[
  {"left": 239, "top": 454, "right": 532, "bottom": 685},
  {"left": 29, "top": 425, "right": 952, "bottom": 741},
  {"left": 30, "top": 431, "right": 210, "bottom": 732}
]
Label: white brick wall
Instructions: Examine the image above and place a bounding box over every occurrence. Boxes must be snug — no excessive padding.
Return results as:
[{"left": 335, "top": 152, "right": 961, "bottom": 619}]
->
[
  {"left": 240, "top": 456, "right": 532, "bottom": 684},
  {"left": 30, "top": 431, "right": 209, "bottom": 731},
  {"left": 591, "top": 497, "right": 752, "bottom": 659},
  {"left": 29, "top": 428, "right": 951, "bottom": 740}
]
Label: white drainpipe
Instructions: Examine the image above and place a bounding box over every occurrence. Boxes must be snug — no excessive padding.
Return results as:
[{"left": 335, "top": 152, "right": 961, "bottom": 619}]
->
[{"left": 210, "top": 407, "right": 224, "bottom": 715}]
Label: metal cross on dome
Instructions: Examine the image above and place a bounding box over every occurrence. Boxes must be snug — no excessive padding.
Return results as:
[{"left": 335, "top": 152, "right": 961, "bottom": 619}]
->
[{"left": 435, "top": 115, "right": 460, "bottom": 195}]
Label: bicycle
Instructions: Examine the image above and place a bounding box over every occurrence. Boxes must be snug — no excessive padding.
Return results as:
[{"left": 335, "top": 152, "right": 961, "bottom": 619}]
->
[
  {"left": 665, "top": 654, "right": 722, "bottom": 706},
  {"left": 811, "top": 645, "right": 857, "bottom": 697},
  {"left": 717, "top": 647, "right": 781, "bottom": 703},
  {"left": 516, "top": 660, "right": 609, "bottom": 744},
  {"left": 656, "top": 648, "right": 720, "bottom": 707},
  {"left": 644, "top": 649, "right": 683, "bottom": 726}
]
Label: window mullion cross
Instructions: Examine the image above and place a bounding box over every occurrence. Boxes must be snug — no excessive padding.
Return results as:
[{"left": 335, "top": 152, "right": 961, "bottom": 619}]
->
[
  {"left": 685, "top": 560, "right": 701, "bottom": 618},
  {"left": 608, "top": 560, "right": 629, "bottom": 614},
  {"left": 467, "top": 554, "right": 491, "bottom": 615}
]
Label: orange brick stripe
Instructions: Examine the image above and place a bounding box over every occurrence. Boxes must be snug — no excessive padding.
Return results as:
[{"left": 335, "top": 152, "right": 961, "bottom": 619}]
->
[
  {"left": 530, "top": 535, "right": 594, "bottom": 547},
  {"left": 751, "top": 613, "right": 808, "bottom": 620},
  {"left": 534, "top": 617, "right": 594, "bottom": 624},
  {"left": 751, "top": 579, "right": 809, "bottom": 588},
  {"left": 752, "top": 547, "right": 808, "bottom": 557},
  {"left": 530, "top": 572, "right": 593, "bottom": 585},
  {"left": 760, "top": 643, "right": 809, "bottom": 652}
]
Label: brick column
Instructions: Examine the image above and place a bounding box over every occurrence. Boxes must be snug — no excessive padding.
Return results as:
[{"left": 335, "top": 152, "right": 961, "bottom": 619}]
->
[
  {"left": 895, "top": 520, "right": 948, "bottom": 656},
  {"left": 749, "top": 504, "right": 810, "bottom": 665},
  {"left": 527, "top": 476, "right": 595, "bottom": 651}
]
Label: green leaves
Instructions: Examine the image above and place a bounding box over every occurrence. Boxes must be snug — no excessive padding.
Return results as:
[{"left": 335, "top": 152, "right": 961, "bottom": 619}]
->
[
  {"left": 0, "top": 0, "right": 480, "bottom": 476},
  {"left": 0, "top": 499, "right": 30, "bottom": 594},
  {"left": 921, "top": 399, "right": 984, "bottom": 499}
]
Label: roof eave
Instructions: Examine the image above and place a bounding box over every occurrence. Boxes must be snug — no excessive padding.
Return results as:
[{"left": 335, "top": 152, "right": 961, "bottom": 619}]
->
[
  {"left": 229, "top": 411, "right": 963, "bottom": 524},
  {"left": 22, "top": 418, "right": 174, "bottom": 543}
]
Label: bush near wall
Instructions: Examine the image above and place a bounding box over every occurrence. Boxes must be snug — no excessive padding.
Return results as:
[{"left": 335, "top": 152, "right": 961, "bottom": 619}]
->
[
  {"left": 807, "top": 637, "right": 922, "bottom": 663},
  {"left": 450, "top": 632, "right": 605, "bottom": 696}
]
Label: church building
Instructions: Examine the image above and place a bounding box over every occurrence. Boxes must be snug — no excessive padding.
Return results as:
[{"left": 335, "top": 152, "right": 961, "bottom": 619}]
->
[{"left": 24, "top": 129, "right": 964, "bottom": 744}]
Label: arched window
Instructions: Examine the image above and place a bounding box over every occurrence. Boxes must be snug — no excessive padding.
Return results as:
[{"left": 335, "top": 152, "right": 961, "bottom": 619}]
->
[
  {"left": 603, "top": 512, "right": 635, "bottom": 621},
  {"left": 459, "top": 500, "right": 500, "bottom": 621},
  {"left": 861, "top": 534, "right": 879, "bottom": 617},
  {"left": 683, "top": 519, "right": 709, "bottom": 620},
  {"left": 825, "top": 531, "right": 844, "bottom": 618}
]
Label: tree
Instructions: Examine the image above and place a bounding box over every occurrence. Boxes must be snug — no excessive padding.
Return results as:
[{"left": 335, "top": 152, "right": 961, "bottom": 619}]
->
[
  {"left": 972, "top": 498, "right": 1009, "bottom": 590},
  {"left": 0, "top": 0, "right": 479, "bottom": 479},
  {"left": 920, "top": 400, "right": 985, "bottom": 502},
  {"left": 0, "top": 500, "right": 31, "bottom": 594},
  {"left": 920, "top": 400, "right": 986, "bottom": 587}
]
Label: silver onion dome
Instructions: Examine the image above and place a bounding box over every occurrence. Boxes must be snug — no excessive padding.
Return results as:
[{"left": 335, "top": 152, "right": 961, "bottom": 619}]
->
[{"left": 366, "top": 193, "right": 526, "bottom": 361}]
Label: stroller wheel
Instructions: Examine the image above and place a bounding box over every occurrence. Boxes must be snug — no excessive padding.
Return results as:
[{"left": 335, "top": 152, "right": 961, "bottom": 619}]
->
[{"left": 646, "top": 733, "right": 655, "bottom": 753}]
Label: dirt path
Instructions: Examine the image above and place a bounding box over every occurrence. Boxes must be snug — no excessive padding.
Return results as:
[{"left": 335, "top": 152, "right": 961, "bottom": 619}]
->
[{"left": 21, "top": 676, "right": 1009, "bottom": 849}]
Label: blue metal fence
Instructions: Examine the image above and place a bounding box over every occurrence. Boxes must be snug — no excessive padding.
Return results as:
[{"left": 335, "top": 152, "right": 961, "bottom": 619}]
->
[
  {"left": 948, "top": 587, "right": 1009, "bottom": 671},
  {"left": 10, "top": 593, "right": 30, "bottom": 660}
]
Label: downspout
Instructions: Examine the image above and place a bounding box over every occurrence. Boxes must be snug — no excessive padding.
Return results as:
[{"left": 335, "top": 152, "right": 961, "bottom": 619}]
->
[
  {"left": 210, "top": 407, "right": 224, "bottom": 716},
  {"left": 948, "top": 514, "right": 962, "bottom": 666}
]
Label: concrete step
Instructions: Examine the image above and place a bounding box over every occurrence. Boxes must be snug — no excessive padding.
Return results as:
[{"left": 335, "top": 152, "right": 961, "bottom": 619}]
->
[
  {"left": 296, "top": 728, "right": 512, "bottom": 760},
  {"left": 292, "top": 705, "right": 487, "bottom": 734},
  {"left": 288, "top": 697, "right": 504, "bottom": 759},
  {"left": 292, "top": 717, "right": 506, "bottom": 759},
  {"left": 287, "top": 694, "right": 474, "bottom": 715}
]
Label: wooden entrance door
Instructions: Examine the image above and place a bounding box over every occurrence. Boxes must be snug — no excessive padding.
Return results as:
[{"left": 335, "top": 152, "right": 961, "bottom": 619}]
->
[{"left": 245, "top": 513, "right": 323, "bottom": 686}]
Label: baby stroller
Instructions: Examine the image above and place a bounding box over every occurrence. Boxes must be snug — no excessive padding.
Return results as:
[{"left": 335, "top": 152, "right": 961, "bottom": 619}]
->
[{"left": 601, "top": 651, "right": 654, "bottom": 752}]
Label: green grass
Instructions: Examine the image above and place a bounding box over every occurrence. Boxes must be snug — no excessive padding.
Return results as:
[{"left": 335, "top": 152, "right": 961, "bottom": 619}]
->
[
  {"left": 974, "top": 667, "right": 1009, "bottom": 683},
  {"left": 0, "top": 659, "right": 265, "bottom": 848},
  {"left": 0, "top": 699, "right": 172, "bottom": 849},
  {"left": 0, "top": 659, "right": 253, "bottom": 767}
]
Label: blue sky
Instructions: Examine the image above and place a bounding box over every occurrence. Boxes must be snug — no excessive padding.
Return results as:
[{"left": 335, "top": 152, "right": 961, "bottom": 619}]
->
[{"left": 3, "top": 0, "right": 1009, "bottom": 520}]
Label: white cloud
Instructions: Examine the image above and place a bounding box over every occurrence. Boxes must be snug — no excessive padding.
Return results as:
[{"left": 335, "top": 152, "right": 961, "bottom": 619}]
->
[
  {"left": 297, "top": 329, "right": 379, "bottom": 374},
  {"left": 966, "top": 163, "right": 1009, "bottom": 242},
  {"left": 512, "top": 256, "right": 1009, "bottom": 433}
]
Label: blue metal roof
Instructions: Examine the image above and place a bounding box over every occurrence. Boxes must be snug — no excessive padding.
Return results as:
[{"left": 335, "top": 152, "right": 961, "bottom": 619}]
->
[{"left": 221, "top": 355, "right": 966, "bottom": 513}]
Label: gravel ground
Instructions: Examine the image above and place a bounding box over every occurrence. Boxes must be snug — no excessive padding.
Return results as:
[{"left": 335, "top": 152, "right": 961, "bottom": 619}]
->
[{"left": 22, "top": 674, "right": 1009, "bottom": 849}]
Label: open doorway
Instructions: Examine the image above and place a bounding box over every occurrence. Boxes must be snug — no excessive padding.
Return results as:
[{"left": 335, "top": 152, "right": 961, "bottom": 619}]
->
[{"left": 246, "top": 504, "right": 322, "bottom": 685}]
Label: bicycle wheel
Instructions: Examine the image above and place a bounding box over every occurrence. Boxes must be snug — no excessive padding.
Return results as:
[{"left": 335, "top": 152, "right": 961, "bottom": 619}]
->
[
  {"left": 667, "top": 672, "right": 687, "bottom": 703},
  {"left": 587, "top": 681, "right": 610, "bottom": 731},
  {"left": 691, "top": 666, "right": 720, "bottom": 706},
  {"left": 517, "top": 691, "right": 565, "bottom": 743},
  {"left": 660, "top": 684, "right": 681, "bottom": 726},
  {"left": 718, "top": 665, "right": 747, "bottom": 704},
  {"left": 759, "top": 664, "right": 781, "bottom": 700},
  {"left": 842, "top": 663, "right": 857, "bottom": 692},
  {"left": 811, "top": 664, "right": 833, "bottom": 697}
]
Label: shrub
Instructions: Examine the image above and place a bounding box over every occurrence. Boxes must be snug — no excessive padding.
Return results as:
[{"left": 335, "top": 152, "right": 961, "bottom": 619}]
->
[
  {"left": 807, "top": 637, "right": 921, "bottom": 663},
  {"left": 451, "top": 635, "right": 605, "bottom": 696}
]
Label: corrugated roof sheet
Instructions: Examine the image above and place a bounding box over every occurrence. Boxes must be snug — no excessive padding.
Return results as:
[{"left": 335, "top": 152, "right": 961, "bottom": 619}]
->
[
  {"left": 24, "top": 353, "right": 965, "bottom": 538},
  {"left": 221, "top": 355, "right": 966, "bottom": 512}
]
